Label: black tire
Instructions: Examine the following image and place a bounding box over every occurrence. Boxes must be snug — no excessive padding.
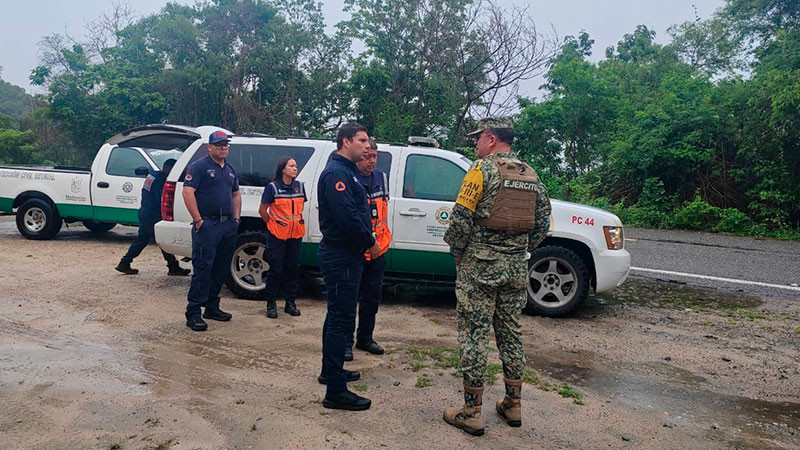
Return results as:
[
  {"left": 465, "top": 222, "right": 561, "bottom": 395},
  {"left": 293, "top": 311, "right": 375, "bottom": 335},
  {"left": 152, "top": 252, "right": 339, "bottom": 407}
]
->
[
  {"left": 82, "top": 220, "right": 117, "bottom": 233},
  {"left": 16, "top": 198, "right": 62, "bottom": 240},
  {"left": 225, "top": 231, "right": 269, "bottom": 300},
  {"left": 524, "top": 245, "right": 590, "bottom": 317}
]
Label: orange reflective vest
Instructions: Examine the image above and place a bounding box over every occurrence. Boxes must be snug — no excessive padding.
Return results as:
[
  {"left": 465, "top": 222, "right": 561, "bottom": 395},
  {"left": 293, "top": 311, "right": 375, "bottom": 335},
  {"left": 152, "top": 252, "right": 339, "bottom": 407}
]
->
[
  {"left": 265, "top": 180, "right": 306, "bottom": 240},
  {"left": 363, "top": 170, "right": 392, "bottom": 260}
]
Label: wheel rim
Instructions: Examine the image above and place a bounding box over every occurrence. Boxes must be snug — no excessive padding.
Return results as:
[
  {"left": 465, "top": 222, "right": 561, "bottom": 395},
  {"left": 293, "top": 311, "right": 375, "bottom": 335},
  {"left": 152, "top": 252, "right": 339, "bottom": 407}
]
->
[
  {"left": 23, "top": 207, "right": 47, "bottom": 233},
  {"left": 527, "top": 256, "right": 578, "bottom": 309},
  {"left": 230, "top": 240, "right": 269, "bottom": 292}
]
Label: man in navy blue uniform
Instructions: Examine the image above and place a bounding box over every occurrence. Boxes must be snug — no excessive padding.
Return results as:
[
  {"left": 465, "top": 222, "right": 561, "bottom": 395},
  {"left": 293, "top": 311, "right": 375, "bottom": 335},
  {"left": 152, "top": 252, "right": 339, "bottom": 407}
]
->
[
  {"left": 183, "top": 131, "right": 242, "bottom": 332},
  {"left": 317, "top": 122, "right": 381, "bottom": 411},
  {"left": 345, "top": 139, "right": 391, "bottom": 360},
  {"left": 115, "top": 159, "right": 190, "bottom": 276}
]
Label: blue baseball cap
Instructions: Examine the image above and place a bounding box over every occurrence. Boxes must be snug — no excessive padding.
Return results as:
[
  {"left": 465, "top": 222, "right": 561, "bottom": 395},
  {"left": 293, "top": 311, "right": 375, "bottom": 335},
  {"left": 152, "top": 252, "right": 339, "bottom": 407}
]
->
[{"left": 209, "top": 130, "right": 231, "bottom": 144}]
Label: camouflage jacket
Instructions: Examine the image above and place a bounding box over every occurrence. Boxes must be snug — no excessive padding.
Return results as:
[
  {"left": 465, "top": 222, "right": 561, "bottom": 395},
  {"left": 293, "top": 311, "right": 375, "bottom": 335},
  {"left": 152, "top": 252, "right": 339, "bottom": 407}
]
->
[{"left": 443, "top": 152, "right": 551, "bottom": 260}]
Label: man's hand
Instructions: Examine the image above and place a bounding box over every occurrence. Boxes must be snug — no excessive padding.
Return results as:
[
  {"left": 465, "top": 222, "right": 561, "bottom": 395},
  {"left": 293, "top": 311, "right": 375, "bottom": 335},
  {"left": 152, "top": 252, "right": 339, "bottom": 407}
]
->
[
  {"left": 368, "top": 242, "right": 381, "bottom": 259},
  {"left": 194, "top": 219, "right": 204, "bottom": 230}
]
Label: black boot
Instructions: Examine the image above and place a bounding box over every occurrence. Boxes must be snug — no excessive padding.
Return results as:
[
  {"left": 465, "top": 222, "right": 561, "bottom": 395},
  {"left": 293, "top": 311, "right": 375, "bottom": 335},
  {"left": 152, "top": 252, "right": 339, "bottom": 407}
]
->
[
  {"left": 167, "top": 262, "right": 191, "bottom": 276},
  {"left": 115, "top": 261, "right": 138, "bottom": 275},
  {"left": 266, "top": 300, "right": 278, "bottom": 319},
  {"left": 285, "top": 299, "right": 301, "bottom": 316}
]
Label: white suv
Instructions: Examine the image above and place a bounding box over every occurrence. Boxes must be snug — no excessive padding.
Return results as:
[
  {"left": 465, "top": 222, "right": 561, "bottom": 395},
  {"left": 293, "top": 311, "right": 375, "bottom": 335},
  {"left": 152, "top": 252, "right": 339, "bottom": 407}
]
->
[{"left": 154, "top": 128, "right": 631, "bottom": 317}]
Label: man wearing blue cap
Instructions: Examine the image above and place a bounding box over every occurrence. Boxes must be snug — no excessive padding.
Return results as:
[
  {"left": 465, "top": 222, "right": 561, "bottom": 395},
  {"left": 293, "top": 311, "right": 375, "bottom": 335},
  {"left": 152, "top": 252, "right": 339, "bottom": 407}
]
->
[{"left": 183, "top": 130, "right": 241, "bottom": 331}]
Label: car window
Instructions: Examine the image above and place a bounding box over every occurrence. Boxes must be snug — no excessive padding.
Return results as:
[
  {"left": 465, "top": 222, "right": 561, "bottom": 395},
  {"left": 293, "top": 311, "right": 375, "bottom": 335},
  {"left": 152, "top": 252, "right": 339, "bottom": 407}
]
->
[
  {"left": 106, "top": 147, "right": 149, "bottom": 178},
  {"left": 376, "top": 151, "right": 392, "bottom": 175},
  {"left": 402, "top": 154, "right": 466, "bottom": 201},
  {"left": 179, "top": 144, "right": 314, "bottom": 185},
  {"left": 228, "top": 144, "right": 315, "bottom": 187},
  {"left": 143, "top": 148, "right": 184, "bottom": 169}
]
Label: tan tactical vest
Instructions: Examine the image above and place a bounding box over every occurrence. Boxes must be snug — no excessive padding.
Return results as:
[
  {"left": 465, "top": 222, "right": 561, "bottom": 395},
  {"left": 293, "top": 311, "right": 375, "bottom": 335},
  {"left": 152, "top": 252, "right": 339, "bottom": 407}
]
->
[{"left": 475, "top": 155, "right": 538, "bottom": 232}]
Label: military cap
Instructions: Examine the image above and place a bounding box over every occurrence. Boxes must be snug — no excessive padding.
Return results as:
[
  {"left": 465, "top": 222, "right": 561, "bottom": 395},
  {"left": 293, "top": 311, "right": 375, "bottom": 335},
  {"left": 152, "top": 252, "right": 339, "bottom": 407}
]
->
[{"left": 466, "top": 116, "right": 514, "bottom": 136}]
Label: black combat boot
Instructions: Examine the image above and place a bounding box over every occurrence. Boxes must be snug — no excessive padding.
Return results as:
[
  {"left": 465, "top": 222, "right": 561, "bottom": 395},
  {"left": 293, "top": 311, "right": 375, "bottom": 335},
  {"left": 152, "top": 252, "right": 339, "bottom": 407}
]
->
[
  {"left": 167, "top": 261, "right": 191, "bottom": 276},
  {"left": 266, "top": 300, "right": 278, "bottom": 319},
  {"left": 284, "top": 299, "right": 301, "bottom": 316},
  {"left": 115, "top": 261, "right": 139, "bottom": 275}
]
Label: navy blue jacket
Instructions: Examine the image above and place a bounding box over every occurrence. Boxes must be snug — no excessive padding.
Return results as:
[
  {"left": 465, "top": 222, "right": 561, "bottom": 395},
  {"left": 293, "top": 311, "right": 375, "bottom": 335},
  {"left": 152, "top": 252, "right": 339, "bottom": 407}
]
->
[
  {"left": 317, "top": 153, "right": 375, "bottom": 252},
  {"left": 140, "top": 170, "right": 167, "bottom": 223}
]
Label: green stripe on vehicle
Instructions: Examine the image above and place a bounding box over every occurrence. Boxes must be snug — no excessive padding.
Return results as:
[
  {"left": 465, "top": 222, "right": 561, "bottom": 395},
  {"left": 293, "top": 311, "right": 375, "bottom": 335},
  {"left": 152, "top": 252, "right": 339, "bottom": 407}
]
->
[
  {"left": 0, "top": 196, "right": 12, "bottom": 213},
  {"left": 55, "top": 203, "right": 94, "bottom": 220},
  {"left": 300, "top": 242, "right": 455, "bottom": 276},
  {"left": 92, "top": 206, "right": 139, "bottom": 225}
]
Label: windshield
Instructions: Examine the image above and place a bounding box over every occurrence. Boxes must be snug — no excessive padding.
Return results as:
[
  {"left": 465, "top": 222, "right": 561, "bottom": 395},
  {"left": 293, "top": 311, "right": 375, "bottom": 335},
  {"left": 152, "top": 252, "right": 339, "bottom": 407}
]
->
[{"left": 142, "top": 148, "right": 184, "bottom": 169}]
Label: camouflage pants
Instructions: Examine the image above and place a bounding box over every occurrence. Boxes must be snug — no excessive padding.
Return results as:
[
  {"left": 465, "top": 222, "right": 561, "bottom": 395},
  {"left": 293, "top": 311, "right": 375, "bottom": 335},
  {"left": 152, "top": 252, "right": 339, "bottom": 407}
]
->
[{"left": 455, "top": 249, "right": 527, "bottom": 388}]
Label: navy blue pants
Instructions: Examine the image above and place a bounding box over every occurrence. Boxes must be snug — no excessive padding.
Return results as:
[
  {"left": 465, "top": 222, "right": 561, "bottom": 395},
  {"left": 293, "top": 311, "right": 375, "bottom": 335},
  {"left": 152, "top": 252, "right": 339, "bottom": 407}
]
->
[
  {"left": 319, "top": 241, "right": 364, "bottom": 395},
  {"left": 263, "top": 233, "right": 302, "bottom": 302},
  {"left": 185, "top": 219, "right": 237, "bottom": 320},
  {"left": 121, "top": 218, "right": 178, "bottom": 266},
  {"left": 347, "top": 254, "right": 385, "bottom": 348}
]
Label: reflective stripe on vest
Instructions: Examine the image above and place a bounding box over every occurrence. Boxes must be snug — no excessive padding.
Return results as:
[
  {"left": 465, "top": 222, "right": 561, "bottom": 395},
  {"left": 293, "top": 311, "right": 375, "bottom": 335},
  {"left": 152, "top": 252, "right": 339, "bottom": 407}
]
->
[{"left": 266, "top": 181, "right": 307, "bottom": 240}]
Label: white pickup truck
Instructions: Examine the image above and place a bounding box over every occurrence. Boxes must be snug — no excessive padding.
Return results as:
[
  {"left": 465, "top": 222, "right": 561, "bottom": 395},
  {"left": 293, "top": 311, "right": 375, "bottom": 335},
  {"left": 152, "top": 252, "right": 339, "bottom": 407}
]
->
[
  {"left": 154, "top": 128, "right": 631, "bottom": 317},
  {"left": 0, "top": 125, "right": 208, "bottom": 239}
]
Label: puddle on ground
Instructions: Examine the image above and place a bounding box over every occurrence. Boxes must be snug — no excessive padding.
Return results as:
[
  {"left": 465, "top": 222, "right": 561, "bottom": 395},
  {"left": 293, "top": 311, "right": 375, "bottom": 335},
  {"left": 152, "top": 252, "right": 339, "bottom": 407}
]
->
[
  {"left": 591, "top": 278, "right": 764, "bottom": 311},
  {"left": 526, "top": 348, "right": 799, "bottom": 447}
]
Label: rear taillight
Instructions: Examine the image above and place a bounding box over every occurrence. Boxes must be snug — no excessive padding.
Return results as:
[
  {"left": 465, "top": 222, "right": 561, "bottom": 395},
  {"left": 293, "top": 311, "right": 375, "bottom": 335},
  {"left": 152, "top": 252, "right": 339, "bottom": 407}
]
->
[{"left": 161, "top": 181, "right": 176, "bottom": 221}]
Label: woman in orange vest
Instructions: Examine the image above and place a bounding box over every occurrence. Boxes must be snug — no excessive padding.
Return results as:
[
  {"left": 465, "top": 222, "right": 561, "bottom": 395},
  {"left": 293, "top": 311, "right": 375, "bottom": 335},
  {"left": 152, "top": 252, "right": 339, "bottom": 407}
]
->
[{"left": 259, "top": 157, "right": 307, "bottom": 319}]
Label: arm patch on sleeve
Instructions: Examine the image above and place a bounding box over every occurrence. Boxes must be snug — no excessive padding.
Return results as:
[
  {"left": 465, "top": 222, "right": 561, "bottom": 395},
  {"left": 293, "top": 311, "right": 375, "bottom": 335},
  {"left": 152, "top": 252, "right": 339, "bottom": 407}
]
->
[{"left": 455, "top": 161, "right": 483, "bottom": 212}]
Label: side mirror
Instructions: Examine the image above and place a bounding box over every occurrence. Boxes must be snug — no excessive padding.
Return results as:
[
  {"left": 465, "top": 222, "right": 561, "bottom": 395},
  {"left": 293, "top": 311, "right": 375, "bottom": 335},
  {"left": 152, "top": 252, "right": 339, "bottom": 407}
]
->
[{"left": 134, "top": 166, "right": 150, "bottom": 177}]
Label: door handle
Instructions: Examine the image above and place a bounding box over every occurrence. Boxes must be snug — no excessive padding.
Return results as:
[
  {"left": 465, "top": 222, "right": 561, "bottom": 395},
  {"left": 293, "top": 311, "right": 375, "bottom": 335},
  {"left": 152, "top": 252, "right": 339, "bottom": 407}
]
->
[
  {"left": 97, "top": 182, "right": 110, "bottom": 188},
  {"left": 399, "top": 209, "right": 427, "bottom": 217}
]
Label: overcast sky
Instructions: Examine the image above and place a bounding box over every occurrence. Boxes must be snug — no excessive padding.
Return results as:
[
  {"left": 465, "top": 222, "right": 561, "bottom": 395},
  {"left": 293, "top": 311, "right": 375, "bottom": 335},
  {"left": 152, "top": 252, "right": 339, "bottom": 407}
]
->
[{"left": 1, "top": 0, "right": 725, "bottom": 99}]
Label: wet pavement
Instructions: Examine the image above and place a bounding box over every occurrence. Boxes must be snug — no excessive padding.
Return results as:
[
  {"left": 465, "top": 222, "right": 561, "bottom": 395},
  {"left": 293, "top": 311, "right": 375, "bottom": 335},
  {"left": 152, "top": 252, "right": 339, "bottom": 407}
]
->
[{"left": 2, "top": 214, "right": 799, "bottom": 448}]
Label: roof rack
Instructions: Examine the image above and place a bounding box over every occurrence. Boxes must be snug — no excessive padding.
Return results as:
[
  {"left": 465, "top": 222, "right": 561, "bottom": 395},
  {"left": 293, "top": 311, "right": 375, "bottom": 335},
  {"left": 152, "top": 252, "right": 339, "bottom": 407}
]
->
[
  {"left": 235, "top": 133, "right": 334, "bottom": 142},
  {"left": 408, "top": 136, "right": 440, "bottom": 148}
]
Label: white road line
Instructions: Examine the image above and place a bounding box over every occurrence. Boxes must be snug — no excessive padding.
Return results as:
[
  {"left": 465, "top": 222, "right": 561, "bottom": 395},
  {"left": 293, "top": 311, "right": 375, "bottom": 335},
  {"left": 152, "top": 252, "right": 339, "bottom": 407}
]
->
[{"left": 630, "top": 267, "right": 800, "bottom": 293}]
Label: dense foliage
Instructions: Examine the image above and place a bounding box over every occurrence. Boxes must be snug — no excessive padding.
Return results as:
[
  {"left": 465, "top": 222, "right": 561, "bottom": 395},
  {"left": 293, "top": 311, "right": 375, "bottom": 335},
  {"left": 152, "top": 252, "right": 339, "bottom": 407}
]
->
[
  {"left": 515, "top": 2, "right": 800, "bottom": 237},
  {"left": 1, "top": 0, "right": 797, "bottom": 237}
]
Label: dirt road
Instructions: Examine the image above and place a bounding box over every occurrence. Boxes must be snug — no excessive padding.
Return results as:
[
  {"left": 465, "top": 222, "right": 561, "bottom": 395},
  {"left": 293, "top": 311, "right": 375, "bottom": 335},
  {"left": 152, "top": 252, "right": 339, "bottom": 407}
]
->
[{"left": 1, "top": 222, "right": 798, "bottom": 449}]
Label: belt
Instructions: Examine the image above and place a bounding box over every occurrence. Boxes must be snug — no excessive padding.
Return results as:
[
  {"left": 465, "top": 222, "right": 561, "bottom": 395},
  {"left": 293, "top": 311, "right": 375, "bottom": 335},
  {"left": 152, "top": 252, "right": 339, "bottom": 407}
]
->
[{"left": 203, "top": 215, "right": 231, "bottom": 222}]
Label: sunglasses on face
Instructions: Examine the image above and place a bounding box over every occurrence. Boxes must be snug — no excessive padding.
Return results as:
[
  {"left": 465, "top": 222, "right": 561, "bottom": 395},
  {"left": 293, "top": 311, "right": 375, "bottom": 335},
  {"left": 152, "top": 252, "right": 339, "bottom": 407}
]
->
[{"left": 211, "top": 142, "right": 230, "bottom": 148}]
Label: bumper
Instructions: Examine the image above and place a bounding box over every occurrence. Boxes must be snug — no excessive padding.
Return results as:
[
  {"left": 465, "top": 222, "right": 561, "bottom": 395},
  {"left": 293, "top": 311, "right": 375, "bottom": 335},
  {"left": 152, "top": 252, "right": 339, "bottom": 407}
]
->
[
  {"left": 154, "top": 220, "right": 193, "bottom": 257},
  {"left": 593, "top": 248, "right": 631, "bottom": 292}
]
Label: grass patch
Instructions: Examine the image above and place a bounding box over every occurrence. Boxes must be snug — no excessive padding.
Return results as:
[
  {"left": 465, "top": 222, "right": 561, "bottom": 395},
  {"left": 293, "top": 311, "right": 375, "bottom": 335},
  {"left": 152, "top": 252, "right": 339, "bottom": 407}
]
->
[
  {"left": 485, "top": 364, "right": 503, "bottom": 384},
  {"left": 794, "top": 327, "right": 800, "bottom": 334},
  {"left": 353, "top": 382, "right": 368, "bottom": 392},
  {"left": 522, "top": 368, "right": 552, "bottom": 391},
  {"left": 235, "top": 399, "right": 245, "bottom": 405},
  {"left": 726, "top": 317, "right": 736, "bottom": 323},
  {"left": 409, "top": 349, "right": 428, "bottom": 361},
  {"left": 250, "top": 423, "right": 257, "bottom": 431},
  {"left": 407, "top": 347, "right": 460, "bottom": 368},
  {"left": 416, "top": 376, "right": 433, "bottom": 388},
  {"left": 558, "top": 384, "right": 584, "bottom": 405},
  {"left": 411, "top": 362, "right": 429, "bottom": 372}
]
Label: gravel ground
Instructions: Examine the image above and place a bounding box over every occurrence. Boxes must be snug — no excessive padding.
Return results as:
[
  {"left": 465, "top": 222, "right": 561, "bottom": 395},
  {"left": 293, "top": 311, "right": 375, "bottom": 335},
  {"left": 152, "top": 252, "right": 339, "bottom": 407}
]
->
[{"left": 0, "top": 221, "right": 798, "bottom": 449}]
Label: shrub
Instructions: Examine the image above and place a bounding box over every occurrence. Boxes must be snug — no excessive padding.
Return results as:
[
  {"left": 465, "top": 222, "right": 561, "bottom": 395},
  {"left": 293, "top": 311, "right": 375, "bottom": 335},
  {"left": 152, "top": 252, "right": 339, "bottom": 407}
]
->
[
  {"left": 672, "top": 195, "right": 722, "bottom": 231},
  {"left": 713, "top": 208, "right": 754, "bottom": 234}
]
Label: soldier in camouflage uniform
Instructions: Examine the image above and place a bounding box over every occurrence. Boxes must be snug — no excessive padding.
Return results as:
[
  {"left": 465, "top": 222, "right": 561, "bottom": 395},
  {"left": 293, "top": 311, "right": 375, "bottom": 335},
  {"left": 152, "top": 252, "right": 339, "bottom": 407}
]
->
[{"left": 443, "top": 116, "right": 551, "bottom": 436}]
